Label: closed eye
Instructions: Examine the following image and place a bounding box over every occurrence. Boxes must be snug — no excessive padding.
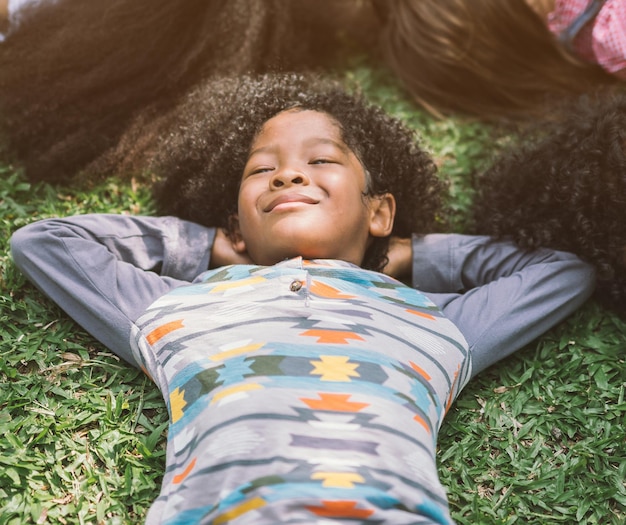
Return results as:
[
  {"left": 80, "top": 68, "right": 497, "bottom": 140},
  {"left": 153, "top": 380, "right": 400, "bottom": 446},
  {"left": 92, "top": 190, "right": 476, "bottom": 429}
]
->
[
  {"left": 249, "top": 166, "right": 274, "bottom": 175},
  {"left": 310, "top": 158, "right": 337, "bottom": 165}
]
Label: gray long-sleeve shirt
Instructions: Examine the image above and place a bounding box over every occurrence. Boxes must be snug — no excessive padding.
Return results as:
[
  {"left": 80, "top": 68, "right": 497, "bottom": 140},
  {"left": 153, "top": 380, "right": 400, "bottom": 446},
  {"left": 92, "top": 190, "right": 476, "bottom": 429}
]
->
[{"left": 10, "top": 213, "right": 595, "bottom": 376}]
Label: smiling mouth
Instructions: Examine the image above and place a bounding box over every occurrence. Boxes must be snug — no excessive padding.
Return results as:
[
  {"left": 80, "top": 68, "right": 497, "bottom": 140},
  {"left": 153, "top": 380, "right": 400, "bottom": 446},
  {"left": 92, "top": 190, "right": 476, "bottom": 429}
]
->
[{"left": 264, "top": 194, "right": 319, "bottom": 212}]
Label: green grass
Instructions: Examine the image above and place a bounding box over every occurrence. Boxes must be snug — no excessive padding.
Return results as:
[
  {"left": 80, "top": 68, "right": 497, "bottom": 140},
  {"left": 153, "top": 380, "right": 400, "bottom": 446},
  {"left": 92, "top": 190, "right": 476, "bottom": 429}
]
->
[{"left": 0, "top": 69, "right": 625, "bottom": 524}]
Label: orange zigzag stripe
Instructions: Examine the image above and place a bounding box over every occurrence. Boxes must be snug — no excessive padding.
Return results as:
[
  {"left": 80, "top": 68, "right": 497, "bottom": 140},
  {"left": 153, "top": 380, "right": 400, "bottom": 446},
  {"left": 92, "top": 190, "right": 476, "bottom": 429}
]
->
[
  {"left": 300, "top": 393, "right": 369, "bottom": 412},
  {"left": 147, "top": 319, "right": 184, "bottom": 345},
  {"left": 413, "top": 414, "right": 431, "bottom": 434},
  {"left": 300, "top": 330, "right": 365, "bottom": 344},
  {"left": 409, "top": 361, "right": 432, "bottom": 381},
  {"left": 310, "top": 280, "right": 356, "bottom": 299},
  {"left": 172, "top": 457, "right": 197, "bottom": 484},
  {"left": 305, "top": 501, "right": 374, "bottom": 518},
  {"left": 405, "top": 309, "right": 436, "bottom": 321}
]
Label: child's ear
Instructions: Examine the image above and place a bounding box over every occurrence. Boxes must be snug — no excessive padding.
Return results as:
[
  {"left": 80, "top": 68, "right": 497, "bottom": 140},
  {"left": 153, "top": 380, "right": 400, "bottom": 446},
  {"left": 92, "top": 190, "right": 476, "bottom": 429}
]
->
[
  {"left": 228, "top": 214, "right": 248, "bottom": 254},
  {"left": 368, "top": 193, "right": 396, "bottom": 238}
]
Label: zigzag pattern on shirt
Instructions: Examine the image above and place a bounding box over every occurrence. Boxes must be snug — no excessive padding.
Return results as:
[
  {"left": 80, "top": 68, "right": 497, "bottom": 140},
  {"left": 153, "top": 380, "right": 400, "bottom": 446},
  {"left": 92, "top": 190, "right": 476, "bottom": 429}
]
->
[
  {"left": 167, "top": 351, "right": 444, "bottom": 427},
  {"left": 132, "top": 258, "right": 471, "bottom": 524}
]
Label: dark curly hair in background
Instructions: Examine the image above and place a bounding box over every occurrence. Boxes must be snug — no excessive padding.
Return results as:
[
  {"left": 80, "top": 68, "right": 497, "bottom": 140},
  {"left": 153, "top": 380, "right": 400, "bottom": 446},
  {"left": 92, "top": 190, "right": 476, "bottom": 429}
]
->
[
  {"left": 154, "top": 73, "right": 444, "bottom": 272},
  {"left": 473, "top": 92, "right": 626, "bottom": 310},
  {"left": 0, "top": 0, "right": 379, "bottom": 182}
]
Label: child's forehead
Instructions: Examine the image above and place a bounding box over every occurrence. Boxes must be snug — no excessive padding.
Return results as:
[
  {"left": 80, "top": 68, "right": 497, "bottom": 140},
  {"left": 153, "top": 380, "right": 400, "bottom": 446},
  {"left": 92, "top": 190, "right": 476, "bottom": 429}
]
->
[{"left": 254, "top": 108, "right": 344, "bottom": 143}]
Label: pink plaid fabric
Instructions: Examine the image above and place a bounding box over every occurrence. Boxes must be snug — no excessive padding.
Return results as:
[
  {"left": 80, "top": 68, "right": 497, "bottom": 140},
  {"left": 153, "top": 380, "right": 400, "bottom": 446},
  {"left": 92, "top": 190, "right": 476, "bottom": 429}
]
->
[{"left": 548, "top": 0, "right": 626, "bottom": 79}]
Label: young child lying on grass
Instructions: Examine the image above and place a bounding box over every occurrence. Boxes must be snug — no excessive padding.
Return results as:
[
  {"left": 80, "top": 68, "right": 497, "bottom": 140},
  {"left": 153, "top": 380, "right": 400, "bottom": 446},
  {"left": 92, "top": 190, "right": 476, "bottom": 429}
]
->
[{"left": 10, "top": 74, "right": 594, "bottom": 524}]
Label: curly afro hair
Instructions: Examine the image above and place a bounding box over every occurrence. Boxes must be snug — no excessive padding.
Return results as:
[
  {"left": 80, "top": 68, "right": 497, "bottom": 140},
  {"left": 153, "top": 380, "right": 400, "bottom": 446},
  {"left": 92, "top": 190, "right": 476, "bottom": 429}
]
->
[
  {"left": 473, "top": 91, "right": 626, "bottom": 310},
  {"left": 153, "top": 73, "right": 444, "bottom": 272}
]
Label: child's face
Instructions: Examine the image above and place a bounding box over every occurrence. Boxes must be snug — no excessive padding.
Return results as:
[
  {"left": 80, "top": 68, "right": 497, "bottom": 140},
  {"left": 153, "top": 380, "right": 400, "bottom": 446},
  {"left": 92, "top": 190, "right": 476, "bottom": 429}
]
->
[{"left": 231, "top": 109, "right": 395, "bottom": 266}]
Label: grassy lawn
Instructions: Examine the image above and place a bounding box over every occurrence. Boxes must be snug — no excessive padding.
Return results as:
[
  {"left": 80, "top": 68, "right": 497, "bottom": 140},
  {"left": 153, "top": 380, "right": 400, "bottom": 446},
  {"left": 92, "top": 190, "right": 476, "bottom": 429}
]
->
[{"left": 0, "top": 68, "right": 625, "bottom": 524}]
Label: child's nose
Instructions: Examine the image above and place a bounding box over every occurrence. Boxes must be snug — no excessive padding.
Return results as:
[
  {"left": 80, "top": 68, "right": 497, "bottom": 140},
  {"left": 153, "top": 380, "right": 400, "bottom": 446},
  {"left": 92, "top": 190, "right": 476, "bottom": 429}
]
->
[{"left": 270, "top": 167, "right": 310, "bottom": 188}]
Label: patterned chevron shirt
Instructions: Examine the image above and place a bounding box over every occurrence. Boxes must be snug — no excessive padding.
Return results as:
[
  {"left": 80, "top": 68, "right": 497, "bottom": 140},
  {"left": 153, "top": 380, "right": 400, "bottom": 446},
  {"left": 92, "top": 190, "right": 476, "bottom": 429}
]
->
[{"left": 130, "top": 257, "right": 471, "bottom": 524}]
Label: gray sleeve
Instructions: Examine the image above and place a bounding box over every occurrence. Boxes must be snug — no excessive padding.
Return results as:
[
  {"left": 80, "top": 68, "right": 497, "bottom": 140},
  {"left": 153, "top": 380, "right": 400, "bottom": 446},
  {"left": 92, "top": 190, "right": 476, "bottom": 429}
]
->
[
  {"left": 10, "top": 214, "right": 216, "bottom": 366},
  {"left": 411, "top": 233, "right": 596, "bottom": 376}
]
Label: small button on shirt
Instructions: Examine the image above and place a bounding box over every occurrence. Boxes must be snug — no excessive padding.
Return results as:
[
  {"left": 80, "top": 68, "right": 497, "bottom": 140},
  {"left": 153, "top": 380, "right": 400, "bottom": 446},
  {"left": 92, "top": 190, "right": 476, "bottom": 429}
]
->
[{"left": 289, "top": 279, "right": 303, "bottom": 292}]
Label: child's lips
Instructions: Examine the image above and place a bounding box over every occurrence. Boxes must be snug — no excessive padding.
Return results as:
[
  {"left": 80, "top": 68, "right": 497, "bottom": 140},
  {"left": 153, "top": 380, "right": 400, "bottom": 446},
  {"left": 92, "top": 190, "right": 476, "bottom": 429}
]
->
[{"left": 264, "top": 193, "right": 319, "bottom": 212}]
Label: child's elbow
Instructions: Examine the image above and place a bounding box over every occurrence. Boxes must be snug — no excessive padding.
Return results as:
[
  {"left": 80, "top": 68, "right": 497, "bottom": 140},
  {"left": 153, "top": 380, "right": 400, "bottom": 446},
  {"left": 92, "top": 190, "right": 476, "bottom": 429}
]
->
[
  {"left": 10, "top": 223, "right": 37, "bottom": 270},
  {"left": 10, "top": 220, "right": 54, "bottom": 273}
]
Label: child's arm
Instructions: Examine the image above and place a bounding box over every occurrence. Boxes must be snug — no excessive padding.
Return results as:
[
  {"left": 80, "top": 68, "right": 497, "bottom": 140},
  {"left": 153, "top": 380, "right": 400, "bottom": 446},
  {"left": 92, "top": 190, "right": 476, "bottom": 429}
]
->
[
  {"left": 410, "top": 234, "right": 596, "bottom": 376},
  {"left": 10, "top": 214, "right": 215, "bottom": 366}
]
